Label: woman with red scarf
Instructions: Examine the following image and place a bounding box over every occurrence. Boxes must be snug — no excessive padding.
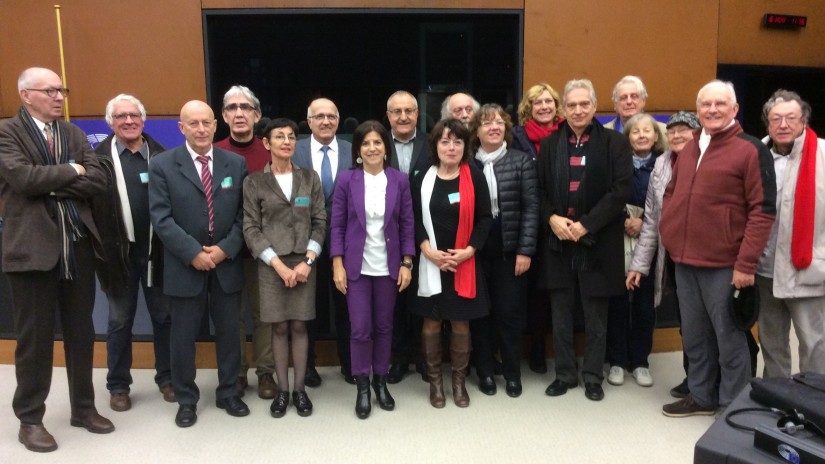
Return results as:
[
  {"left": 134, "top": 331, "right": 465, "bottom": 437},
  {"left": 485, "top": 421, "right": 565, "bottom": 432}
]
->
[
  {"left": 410, "top": 118, "right": 492, "bottom": 408},
  {"left": 512, "top": 83, "right": 565, "bottom": 159}
]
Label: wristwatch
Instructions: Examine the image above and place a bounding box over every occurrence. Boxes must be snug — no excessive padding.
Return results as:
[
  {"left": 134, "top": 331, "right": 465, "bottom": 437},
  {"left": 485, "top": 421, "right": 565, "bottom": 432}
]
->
[
  {"left": 401, "top": 260, "right": 413, "bottom": 270},
  {"left": 304, "top": 256, "right": 315, "bottom": 267}
]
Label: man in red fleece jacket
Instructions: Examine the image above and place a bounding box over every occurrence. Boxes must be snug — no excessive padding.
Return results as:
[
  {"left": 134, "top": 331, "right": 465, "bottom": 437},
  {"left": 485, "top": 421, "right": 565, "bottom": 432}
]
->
[{"left": 659, "top": 80, "right": 776, "bottom": 417}]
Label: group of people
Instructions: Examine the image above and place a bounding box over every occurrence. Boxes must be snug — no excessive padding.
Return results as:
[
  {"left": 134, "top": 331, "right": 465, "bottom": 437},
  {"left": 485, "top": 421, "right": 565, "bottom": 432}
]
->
[{"left": 1, "top": 66, "right": 823, "bottom": 454}]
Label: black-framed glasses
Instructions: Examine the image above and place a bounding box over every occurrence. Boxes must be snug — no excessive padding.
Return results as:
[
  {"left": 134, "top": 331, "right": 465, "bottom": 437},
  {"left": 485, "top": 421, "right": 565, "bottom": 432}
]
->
[
  {"left": 224, "top": 103, "right": 257, "bottom": 113},
  {"left": 112, "top": 112, "right": 142, "bottom": 121},
  {"left": 27, "top": 88, "right": 69, "bottom": 98}
]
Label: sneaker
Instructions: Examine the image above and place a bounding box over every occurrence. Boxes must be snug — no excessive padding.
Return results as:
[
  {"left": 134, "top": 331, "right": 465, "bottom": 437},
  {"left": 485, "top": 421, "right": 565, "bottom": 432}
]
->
[
  {"left": 662, "top": 395, "right": 716, "bottom": 417},
  {"left": 670, "top": 378, "right": 689, "bottom": 398},
  {"left": 607, "top": 366, "right": 625, "bottom": 386},
  {"left": 632, "top": 367, "right": 653, "bottom": 387}
]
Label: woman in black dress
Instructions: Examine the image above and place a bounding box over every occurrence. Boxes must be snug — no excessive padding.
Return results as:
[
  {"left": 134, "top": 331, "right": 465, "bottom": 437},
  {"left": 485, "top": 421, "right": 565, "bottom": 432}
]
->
[{"left": 410, "top": 118, "right": 492, "bottom": 408}]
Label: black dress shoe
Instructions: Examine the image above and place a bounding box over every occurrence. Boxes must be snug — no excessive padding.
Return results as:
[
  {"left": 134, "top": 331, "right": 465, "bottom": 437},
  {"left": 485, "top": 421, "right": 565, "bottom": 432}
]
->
[
  {"left": 387, "top": 363, "right": 409, "bottom": 384},
  {"left": 304, "top": 367, "right": 322, "bottom": 388},
  {"left": 216, "top": 396, "right": 250, "bottom": 417},
  {"left": 670, "top": 378, "right": 689, "bottom": 398},
  {"left": 529, "top": 350, "right": 548, "bottom": 374},
  {"left": 493, "top": 359, "right": 503, "bottom": 376},
  {"left": 545, "top": 379, "right": 577, "bottom": 397},
  {"left": 584, "top": 382, "right": 605, "bottom": 401},
  {"left": 505, "top": 380, "right": 523, "bottom": 398},
  {"left": 341, "top": 367, "right": 356, "bottom": 385},
  {"left": 292, "top": 390, "right": 313, "bottom": 417},
  {"left": 270, "top": 391, "right": 289, "bottom": 418},
  {"left": 175, "top": 404, "right": 197, "bottom": 428},
  {"left": 478, "top": 376, "right": 497, "bottom": 396}
]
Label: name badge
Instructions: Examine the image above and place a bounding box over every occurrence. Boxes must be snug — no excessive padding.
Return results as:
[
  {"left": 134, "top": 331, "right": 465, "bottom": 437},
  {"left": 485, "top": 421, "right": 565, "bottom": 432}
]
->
[
  {"left": 221, "top": 177, "right": 233, "bottom": 189},
  {"left": 448, "top": 192, "right": 460, "bottom": 204},
  {"left": 580, "top": 156, "right": 586, "bottom": 166},
  {"left": 139, "top": 172, "right": 149, "bottom": 184},
  {"left": 294, "top": 196, "right": 311, "bottom": 207}
]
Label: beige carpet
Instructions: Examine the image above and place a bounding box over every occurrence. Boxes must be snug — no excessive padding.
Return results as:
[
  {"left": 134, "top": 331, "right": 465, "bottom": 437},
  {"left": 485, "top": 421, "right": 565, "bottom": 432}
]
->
[{"left": 0, "top": 350, "right": 731, "bottom": 464}]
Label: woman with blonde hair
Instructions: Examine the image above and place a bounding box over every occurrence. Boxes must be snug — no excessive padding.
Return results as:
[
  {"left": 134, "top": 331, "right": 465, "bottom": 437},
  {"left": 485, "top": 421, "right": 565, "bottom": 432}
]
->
[{"left": 512, "top": 83, "right": 565, "bottom": 158}]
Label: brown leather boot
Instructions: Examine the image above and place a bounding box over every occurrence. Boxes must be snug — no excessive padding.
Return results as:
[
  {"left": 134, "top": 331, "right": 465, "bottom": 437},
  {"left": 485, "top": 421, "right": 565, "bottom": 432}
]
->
[
  {"left": 450, "top": 332, "right": 471, "bottom": 408},
  {"left": 422, "top": 332, "right": 445, "bottom": 408}
]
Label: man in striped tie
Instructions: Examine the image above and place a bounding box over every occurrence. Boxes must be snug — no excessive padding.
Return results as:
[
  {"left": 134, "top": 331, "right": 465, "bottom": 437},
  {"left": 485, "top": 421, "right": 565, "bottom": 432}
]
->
[{"left": 149, "top": 100, "right": 249, "bottom": 427}]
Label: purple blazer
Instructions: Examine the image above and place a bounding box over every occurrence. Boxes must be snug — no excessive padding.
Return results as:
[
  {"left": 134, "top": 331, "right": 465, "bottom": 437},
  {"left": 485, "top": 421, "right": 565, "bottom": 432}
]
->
[{"left": 329, "top": 167, "right": 415, "bottom": 280}]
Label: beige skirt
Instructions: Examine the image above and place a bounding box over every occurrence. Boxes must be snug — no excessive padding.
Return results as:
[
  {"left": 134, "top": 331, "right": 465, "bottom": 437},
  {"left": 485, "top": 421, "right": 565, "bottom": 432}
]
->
[{"left": 258, "top": 253, "right": 316, "bottom": 323}]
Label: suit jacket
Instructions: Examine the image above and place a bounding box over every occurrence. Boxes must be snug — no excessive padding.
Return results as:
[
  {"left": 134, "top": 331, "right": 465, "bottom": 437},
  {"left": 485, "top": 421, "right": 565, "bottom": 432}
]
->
[
  {"left": 389, "top": 133, "right": 431, "bottom": 180},
  {"left": 329, "top": 167, "right": 415, "bottom": 280},
  {"left": 149, "top": 144, "right": 247, "bottom": 297},
  {"left": 243, "top": 162, "right": 326, "bottom": 259},
  {"left": 293, "top": 136, "right": 353, "bottom": 217},
  {"left": 0, "top": 114, "right": 105, "bottom": 273}
]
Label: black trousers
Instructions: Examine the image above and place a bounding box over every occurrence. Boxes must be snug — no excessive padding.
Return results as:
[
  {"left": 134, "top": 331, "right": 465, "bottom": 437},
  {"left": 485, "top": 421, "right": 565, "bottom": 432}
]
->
[
  {"left": 307, "top": 244, "right": 351, "bottom": 371},
  {"left": 7, "top": 238, "right": 97, "bottom": 424},
  {"left": 472, "top": 252, "right": 527, "bottom": 381},
  {"left": 169, "top": 271, "right": 241, "bottom": 405},
  {"left": 390, "top": 287, "right": 422, "bottom": 366}
]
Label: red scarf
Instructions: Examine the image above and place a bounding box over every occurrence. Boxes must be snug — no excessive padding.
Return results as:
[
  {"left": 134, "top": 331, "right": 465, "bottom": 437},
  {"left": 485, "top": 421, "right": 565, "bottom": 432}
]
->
[
  {"left": 454, "top": 163, "right": 476, "bottom": 298},
  {"left": 791, "top": 127, "right": 818, "bottom": 269},
  {"left": 524, "top": 119, "right": 562, "bottom": 154}
]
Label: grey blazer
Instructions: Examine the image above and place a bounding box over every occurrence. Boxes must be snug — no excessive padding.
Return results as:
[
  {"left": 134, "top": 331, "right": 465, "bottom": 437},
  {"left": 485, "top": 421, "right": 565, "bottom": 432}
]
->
[
  {"left": 243, "top": 162, "right": 326, "bottom": 260},
  {"left": 149, "top": 145, "right": 247, "bottom": 297}
]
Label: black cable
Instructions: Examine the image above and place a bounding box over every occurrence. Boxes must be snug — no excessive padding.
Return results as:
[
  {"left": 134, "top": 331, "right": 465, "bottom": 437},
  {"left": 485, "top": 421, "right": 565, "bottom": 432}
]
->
[{"left": 724, "top": 407, "right": 780, "bottom": 433}]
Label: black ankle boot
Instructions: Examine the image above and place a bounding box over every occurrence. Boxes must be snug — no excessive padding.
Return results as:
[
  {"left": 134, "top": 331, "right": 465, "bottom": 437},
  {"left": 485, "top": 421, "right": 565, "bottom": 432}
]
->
[
  {"left": 354, "top": 375, "right": 371, "bottom": 419},
  {"left": 372, "top": 375, "right": 395, "bottom": 411}
]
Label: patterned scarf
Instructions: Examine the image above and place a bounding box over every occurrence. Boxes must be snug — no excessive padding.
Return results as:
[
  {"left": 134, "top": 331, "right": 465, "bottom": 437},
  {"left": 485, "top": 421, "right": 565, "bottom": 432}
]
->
[
  {"left": 17, "top": 106, "right": 85, "bottom": 280},
  {"left": 791, "top": 127, "right": 818, "bottom": 269}
]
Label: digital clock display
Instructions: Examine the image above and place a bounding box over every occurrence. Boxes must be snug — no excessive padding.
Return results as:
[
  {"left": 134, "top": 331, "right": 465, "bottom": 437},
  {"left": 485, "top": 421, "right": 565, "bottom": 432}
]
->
[{"left": 763, "top": 13, "right": 808, "bottom": 29}]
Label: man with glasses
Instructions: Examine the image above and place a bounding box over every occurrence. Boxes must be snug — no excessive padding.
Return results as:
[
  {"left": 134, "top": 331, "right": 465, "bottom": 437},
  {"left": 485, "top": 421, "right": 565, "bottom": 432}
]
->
[
  {"left": 385, "top": 90, "right": 431, "bottom": 384},
  {"left": 660, "top": 80, "right": 775, "bottom": 417},
  {"left": 294, "top": 98, "right": 353, "bottom": 386},
  {"left": 149, "top": 100, "right": 250, "bottom": 427},
  {"left": 0, "top": 67, "right": 113, "bottom": 452},
  {"left": 604, "top": 75, "right": 667, "bottom": 144},
  {"left": 92, "top": 94, "right": 173, "bottom": 412},
  {"left": 441, "top": 92, "right": 480, "bottom": 127},
  {"left": 755, "top": 89, "right": 825, "bottom": 378},
  {"left": 213, "top": 85, "right": 276, "bottom": 400}
]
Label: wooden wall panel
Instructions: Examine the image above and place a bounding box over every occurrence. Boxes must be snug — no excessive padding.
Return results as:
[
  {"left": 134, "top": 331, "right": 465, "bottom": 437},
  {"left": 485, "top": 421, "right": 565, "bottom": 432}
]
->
[
  {"left": 0, "top": 0, "right": 205, "bottom": 118},
  {"left": 718, "top": 0, "right": 825, "bottom": 67},
  {"left": 523, "top": 0, "right": 719, "bottom": 113}
]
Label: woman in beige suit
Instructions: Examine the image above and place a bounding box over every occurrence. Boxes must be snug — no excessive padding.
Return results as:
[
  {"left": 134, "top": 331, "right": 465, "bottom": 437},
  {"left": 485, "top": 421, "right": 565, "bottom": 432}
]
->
[{"left": 243, "top": 118, "right": 326, "bottom": 418}]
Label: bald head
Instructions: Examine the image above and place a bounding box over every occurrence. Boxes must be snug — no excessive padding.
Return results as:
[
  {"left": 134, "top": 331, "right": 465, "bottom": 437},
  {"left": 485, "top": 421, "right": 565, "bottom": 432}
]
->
[
  {"left": 18, "top": 67, "right": 65, "bottom": 122},
  {"left": 178, "top": 100, "right": 217, "bottom": 155}
]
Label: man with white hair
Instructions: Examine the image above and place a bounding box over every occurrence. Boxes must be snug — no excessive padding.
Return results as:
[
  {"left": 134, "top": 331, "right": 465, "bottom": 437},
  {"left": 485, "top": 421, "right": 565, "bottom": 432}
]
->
[
  {"left": 756, "top": 89, "right": 825, "bottom": 378},
  {"left": 441, "top": 92, "right": 480, "bottom": 127},
  {"left": 660, "top": 80, "right": 775, "bottom": 417},
  {"left": 604, "top": 75, "right": 667, "bottom": 139},
  {"left": 92, "top": 94, "right": 173, "bottom": 412}
]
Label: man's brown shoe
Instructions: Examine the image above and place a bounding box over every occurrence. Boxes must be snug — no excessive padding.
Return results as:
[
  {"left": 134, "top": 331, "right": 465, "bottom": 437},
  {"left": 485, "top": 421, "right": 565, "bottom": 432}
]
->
[
  {"left": 18, "top": 424, "right": 57, "bottom": 453},
  {"left": 258, "top": 374, "right": 277, "bottom": 399},
  {"left": 70, "top": 412, "right": 115, "bottom": 434},
  {"left": 159, "top": 384, "right": 176, "bottom": 403},
  {"left": 110, "top": 393, "right": 131, "bottom": 412},
  {"left": 662, "top": 394, "right": 716, "bottom": 417}
]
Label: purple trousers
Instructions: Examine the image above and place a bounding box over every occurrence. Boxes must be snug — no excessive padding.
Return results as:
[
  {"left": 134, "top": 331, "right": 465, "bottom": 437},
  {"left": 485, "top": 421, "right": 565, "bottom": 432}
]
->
[{"left": 347, "top": 274, "right": 397, "bottom": 376}]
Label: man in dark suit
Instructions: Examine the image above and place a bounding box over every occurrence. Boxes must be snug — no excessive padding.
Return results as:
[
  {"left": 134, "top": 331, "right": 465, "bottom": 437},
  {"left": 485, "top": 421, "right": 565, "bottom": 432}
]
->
[
  {"left": 0, "top": 67, "right": 114, "bottom": 452},
  {"left": 293, "top": 97, "right": 353, "bottom": 386},
  {"left": 149, "top": 100, "right": 249, "bottom": 427},
  {"left": 385, "top": 90, "right": 430, "bottom": 383}
]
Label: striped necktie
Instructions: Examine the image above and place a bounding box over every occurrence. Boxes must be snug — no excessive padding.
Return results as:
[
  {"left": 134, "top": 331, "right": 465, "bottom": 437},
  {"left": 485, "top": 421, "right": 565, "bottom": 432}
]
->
[{"left": 197, "top": 155, "right": 215, "bottom": 235}]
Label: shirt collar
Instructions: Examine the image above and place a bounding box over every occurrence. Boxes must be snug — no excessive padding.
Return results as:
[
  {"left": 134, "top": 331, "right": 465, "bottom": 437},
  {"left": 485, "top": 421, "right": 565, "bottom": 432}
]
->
[
  {"left": 185, "top": 142, "right": 214, "bottom": 162},
  {"left": 392, "top": 129, "right": 417, "bottom": 144},
  {"left": 310, "top": 134, "right": 338, "bottom": 154},
  {"left": 115, "top": 136, "right": 149, "bottom": 160}
]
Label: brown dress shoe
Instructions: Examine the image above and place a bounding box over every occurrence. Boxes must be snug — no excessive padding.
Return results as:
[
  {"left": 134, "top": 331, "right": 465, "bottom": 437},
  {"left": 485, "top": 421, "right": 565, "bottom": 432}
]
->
[
  {"left": 70, "top": 412, "right": 115, "bottom": 434},
  {"left": 159, "top": 384, "right": 176, "bottom": 403},
  {"left": 258, "top": 374, "right": 277, "bottom": 399},
  {"left": 110, "top": 393, "right": 131, "bottom": 412},
  {"left": 18, "top": 424, "right": 57, "bottom": 453}
]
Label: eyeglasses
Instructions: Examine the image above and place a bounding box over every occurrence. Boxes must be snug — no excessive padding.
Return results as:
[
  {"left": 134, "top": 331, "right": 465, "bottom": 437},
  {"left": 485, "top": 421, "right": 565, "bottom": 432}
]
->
[
  {"left": 481, "top": 120, "right": 506, "bottom": 127},
  {"left": 310, "top": 113, "right": 338, "bottom": 122},
  {"left": 113, "top": 112, "right": 142, "bottom": 121},
  {"left": 565, "top": 101, "right": 592, "bottom": 111},
  {"left": 768, "top": 114, "right": 802, "bottom": 127},
  {"left": 388, "top": 108, "right": 418, "bottom": 117},
  {"left": 224, "top": 103, "right": 256, "bottom": 113},
  {"left": 271, "top": 134, "right": 297, "bottom": 143},
  {"left": 27, "top": 88, "right": 69, "bottom": 98}
]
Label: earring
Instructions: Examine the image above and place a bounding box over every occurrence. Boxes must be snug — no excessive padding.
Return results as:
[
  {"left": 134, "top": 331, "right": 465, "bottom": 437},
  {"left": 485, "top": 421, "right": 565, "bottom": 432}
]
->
[
  {"left": 356, "top": 157, "right": 363, "bottom": 164},
  {"left": 383, "top": 155, "right": 387, "bottom": 161}
]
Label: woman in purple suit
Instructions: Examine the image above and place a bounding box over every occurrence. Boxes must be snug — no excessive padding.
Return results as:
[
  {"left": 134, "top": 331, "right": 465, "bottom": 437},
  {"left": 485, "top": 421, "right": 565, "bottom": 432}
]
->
[{"left": 330, "top": 120, "right": 415, "bottom": 419}]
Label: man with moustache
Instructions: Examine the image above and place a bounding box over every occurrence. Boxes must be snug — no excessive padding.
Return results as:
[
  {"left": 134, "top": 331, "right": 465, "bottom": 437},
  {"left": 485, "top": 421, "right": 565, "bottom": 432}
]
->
[
  {"left": 0, "top": 67, "right": 112, "bottom": 452},
  {"left": 149, "top": 100, "right": 249, "bottom": 427},
  {"left": 441, "top": 92, "right": 480, "bottom": 127}
]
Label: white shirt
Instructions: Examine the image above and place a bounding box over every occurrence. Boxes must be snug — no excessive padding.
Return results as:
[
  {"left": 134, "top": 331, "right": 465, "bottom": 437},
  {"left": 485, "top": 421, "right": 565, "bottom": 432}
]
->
[
  {"left": 361, "top": 170, "right": 389, "bottom": 276},
  {"left": 185, "top": 142, "right": 213, "bottom": 175},
  {"left": 697, "top": 119, "right": 736, "bottom": 170},
  {"left": 310, "top": 135, "right": 339, "bottom": 181}
]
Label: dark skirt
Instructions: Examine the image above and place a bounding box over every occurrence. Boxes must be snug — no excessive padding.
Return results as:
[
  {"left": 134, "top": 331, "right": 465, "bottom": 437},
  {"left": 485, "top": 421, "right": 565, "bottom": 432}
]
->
[{"left": 409, "top": 260, "right": 490, "bottom": 321}]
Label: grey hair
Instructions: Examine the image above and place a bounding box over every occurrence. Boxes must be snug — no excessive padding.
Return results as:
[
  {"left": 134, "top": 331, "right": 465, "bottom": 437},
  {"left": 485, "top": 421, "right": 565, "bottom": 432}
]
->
[
  {"left": 623, "top": 113, "right": 667, "bottom": 154},
  {"left": 222, "top": 85, "right": 261, "bottom": 113},
  {"left": 386, "top": 90, "right": 418, "bottom": 111},
  {"left": 562, "top": 79, "right": 597, "bottom": 107},
  {"left": 761, "top": 89, "right": 811, "bottom": 127},
  {"left": 104, "top": 94, "right": 147, "bottom": 126},
  {"left": 612, "top": 75, "right": 648, "bottom": 103},
  {"left": 696, "top": 80, "right": 738, "bottom": 105},
  {"left": 440, "top": 93, "right": 480, "bottom": 120},
  {"left": 17, "top": 67, "right": 54, "bottom": 92}
]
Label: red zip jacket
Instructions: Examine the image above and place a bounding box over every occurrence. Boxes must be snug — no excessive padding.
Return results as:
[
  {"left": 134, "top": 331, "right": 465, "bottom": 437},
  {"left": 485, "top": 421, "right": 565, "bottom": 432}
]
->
[{"left": 660, "top": 121, "right": 776, "bottom": 274}]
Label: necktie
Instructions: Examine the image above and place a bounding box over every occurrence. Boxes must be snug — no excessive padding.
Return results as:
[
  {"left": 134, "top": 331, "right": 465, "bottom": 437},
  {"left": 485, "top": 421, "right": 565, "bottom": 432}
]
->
[
  {"left": 321, "top": 145, "right": 333, "bottom": 199},
  {"left": 197, "top": 155, "right": 215, "bottom": 235},
  {"left": 44, "top": 124, "right": 55, "bottom": 157}
]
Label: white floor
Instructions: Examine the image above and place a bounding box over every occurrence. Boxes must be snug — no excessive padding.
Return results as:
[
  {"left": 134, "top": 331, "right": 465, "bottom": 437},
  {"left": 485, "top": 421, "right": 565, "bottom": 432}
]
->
[{"left": 0, "top": 350, "right": 726, "bottom": 464}]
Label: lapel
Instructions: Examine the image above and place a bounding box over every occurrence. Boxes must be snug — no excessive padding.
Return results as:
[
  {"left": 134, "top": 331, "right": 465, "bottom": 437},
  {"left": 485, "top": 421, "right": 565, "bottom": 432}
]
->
[
  {"left": 176, "top": 146, "right": 205, "bottom": 194},
  {"left": 389, "top": 143, "right": 400, "bottom": 170},
  {"left": 410, "top": 137, "right": 425, "bottom": 172},
  {"left": 352, "top": 169, "right": 366, "bottom": 230},
  {"left": 262, "top": 162, "right": 289, "bottom": 204},
  {"left": 211, "top": 148, "right": 229, "bottom": 198},
  {"left": 384, "top": 169, "right": 398, "bottom": 230},
  {"left": 336, "top": 139, "right": 351, "bottom": 174}
]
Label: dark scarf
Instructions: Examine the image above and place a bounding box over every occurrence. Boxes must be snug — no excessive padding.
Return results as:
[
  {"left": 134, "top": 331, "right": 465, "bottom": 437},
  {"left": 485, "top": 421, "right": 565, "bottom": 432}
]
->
[
  {"left": 18, "top": 106, "right": 85, "bottom": 280},
  {"left": 550, "top": 121, "right": 609, "bottom": 272},
  {"left": 792, "top": 127, "right": 818, "bottom": 269}
]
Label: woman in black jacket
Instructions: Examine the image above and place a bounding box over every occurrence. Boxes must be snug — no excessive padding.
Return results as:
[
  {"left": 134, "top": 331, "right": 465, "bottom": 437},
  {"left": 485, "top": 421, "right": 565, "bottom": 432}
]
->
[{"left": 469, "top": 104, "right": 539, "bottom": 397}]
